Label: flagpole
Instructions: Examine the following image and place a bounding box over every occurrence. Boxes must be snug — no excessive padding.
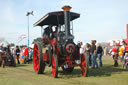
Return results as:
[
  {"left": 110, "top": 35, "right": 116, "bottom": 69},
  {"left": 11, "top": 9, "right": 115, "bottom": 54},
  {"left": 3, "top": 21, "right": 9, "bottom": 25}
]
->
[
  {"left": 28, "top": 15, "right": 29, "bottom": 49},
  {"left": 26, "top": 11, "right": 34, "bottom": 60}
]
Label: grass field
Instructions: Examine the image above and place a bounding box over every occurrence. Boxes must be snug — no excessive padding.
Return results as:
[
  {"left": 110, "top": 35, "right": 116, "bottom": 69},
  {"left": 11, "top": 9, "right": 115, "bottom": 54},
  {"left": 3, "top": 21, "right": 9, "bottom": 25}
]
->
[{"left": 0, "top": 56, "right": 128, "bottom": 85}]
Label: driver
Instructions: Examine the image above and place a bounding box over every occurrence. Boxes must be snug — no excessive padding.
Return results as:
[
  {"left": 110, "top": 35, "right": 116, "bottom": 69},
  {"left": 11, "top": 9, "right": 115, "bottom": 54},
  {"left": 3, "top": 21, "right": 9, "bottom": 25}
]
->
[
  {"left": 42, "top": 24, "right": 53, "bottom": 44},
  {"left": 43, "top": 24, "right": 53, "bottom": 37}
]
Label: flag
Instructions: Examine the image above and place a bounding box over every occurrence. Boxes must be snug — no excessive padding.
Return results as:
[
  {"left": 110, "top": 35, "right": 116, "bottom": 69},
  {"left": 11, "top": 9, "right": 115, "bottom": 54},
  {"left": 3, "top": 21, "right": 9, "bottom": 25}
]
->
[{"left": 18, "top": 34, "right": 27, "bottom": 42}]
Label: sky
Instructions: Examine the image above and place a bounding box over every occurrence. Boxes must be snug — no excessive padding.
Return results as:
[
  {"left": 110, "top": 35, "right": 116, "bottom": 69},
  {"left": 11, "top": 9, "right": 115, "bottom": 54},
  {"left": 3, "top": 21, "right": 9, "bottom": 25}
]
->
[{"left": 0, "top": 0, "right": 128, "bottom": 46}]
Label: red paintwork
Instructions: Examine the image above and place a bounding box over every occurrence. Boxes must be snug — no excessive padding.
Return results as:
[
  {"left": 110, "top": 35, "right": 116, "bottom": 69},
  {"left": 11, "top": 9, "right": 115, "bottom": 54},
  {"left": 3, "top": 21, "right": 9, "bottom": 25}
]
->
[
  {"left": 52, "top": 55, "right": 56, "bottom": 77},
  {"left": 80, "top": 54, "right": 87, "bottom": 76},
  {"left": 56, "top": 46, "right": 80, "bottom": 68},
  {"left": 43, "top": 53, "right": 47, "bottom": 61},
  {"left": 124, "top": 24, "right": 128, "bottom": 45},
  {"left": 125, "top": 46, "right": 128, "bottom": 51},
  {"left": 51, "top": 39, "right": 56, "bottom": 45},
  {"left": 66, "top": 43, "right": 75, "bottom": 53},
  {"left": 43, "top": 51, "right": 50, "bottom": 61},
  {"left": 33, "top": 44, "right": 39, "bottom": 72},
  {"left": 124, "top": 24, "right": 128, "bottom": 51},
  {"left": 122, "top": 24, "right": 128, "bottom": 52},
  {"left": 33, "top": 31, "right": 88, "bottom": 77}
]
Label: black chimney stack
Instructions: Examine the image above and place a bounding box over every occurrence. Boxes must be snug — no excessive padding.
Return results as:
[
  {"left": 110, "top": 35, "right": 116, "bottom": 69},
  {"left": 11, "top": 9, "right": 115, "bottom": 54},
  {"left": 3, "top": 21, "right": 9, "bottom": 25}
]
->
[{"left": 62, "top": 6, "right": 72, "bottom": 40}]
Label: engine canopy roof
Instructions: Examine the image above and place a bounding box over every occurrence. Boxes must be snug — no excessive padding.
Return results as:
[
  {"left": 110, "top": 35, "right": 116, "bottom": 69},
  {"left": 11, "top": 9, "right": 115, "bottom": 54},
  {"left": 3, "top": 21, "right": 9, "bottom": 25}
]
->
[{"left": 34, "top": 11, "right": 80, "bottom": 27}]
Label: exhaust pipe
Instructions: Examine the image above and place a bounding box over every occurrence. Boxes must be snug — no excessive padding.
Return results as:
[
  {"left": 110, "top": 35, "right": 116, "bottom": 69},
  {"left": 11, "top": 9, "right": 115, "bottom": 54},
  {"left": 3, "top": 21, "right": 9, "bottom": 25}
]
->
[{"left": 62, "top": 6, "right": 72, "bottom": 40}]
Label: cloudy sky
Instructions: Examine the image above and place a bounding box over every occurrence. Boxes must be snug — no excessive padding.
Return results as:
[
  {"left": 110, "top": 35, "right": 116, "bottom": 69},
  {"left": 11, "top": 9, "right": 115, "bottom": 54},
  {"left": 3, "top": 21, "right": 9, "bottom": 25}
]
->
[{"left": 0, "top": 0, "right": 128, "bottom": 45}]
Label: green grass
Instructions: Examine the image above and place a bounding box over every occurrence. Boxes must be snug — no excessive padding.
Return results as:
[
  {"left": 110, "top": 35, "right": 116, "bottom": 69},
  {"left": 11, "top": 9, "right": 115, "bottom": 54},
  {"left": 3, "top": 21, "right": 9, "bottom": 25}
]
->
[{"left": 0, "top": 56, "right": 128, "bottom": 85}]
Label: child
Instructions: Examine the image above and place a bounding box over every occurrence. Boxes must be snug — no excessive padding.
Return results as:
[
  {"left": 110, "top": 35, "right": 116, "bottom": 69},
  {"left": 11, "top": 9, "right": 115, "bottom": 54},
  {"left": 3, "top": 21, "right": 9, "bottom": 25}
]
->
[
  {"left": 124, "top": 53, "right": 128, "bottom": 59},
  {"left": 123, "top": 52, "right": 128, "bottom": 68}
]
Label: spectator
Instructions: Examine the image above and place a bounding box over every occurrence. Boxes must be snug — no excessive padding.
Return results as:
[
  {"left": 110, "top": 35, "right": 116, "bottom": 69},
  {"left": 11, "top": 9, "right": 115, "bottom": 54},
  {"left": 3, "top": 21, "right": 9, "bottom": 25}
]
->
[
  {"left": 104, "top": 47, "right": 108, "bottom": 56},
  {"left": 0, "top": 44, "right": 6, "bottom": 68},
  {"left": 121, "top": 41, "right": 127, "bottom": 59},
  {"left": 112, "top": 44, "right": 119, "bottom": 67},
  {"left": 11, "top": 47, "right": 16, "bottom": 63},
  {"left": 11, "top": 47, "right": 15, "bottom": 58},
  {"left": 5, "top": 45, "right": 12, "bottom": 65},
  {"left": 5, "top": 45, "right": 11, "bottom": 55},
  {"left": 15, "top": 46, "right": 20, "bottom": 64},
  {"left": 123, "top": 53, "right": 128, "bottom": 68},
  {"left": 83, "top": 43, "right": 91, "bottom": 67},
  {"left": 79, "top": 42, "right": 83, "bottom": 54},
  {"left": 96, "top": 43, "right": 103, "bottom": 67},
  {"left": 24, "top": 45, "right": 29, "bottom": 64},
  {"left": 90, "top": 40, "right": 98, "bottom": 68},
  {"left": 29, "top": 47, "right": 33, "bottom": 61}
]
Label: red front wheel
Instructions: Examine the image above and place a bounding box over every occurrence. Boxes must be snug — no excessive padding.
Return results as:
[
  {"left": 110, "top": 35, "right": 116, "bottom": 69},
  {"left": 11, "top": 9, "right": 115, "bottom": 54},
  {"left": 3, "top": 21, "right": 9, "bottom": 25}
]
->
[
  {"left": 80, "top": 54, "right": 88, "bottom": 77},
  {"left": 52, "top": 54, "right": 58, "bottom": 78},
  {"left": 33, "top": 42, "right": 45, "bottom": 74}
]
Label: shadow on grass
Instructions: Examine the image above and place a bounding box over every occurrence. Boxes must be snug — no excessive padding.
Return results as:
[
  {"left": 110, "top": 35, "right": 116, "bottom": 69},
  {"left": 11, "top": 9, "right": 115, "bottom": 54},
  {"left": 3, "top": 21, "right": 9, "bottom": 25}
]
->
[
  {"left": 88, "top": 65, "right": 128, "bottom": 77},
  {"left": 14, "top": 64, "right": 128, "bottom": 78},
  {"left": 15, "top": 67, "right": 35, "bottom": 73},
  {"left": 46, "top": 65, "right": 128, "bottom": 78},
  {"left": 16, "top": 64, "right": 28, "bottom": 67},
  {"left": 14, "top": 64, "right": 35, "bottom": 73}
]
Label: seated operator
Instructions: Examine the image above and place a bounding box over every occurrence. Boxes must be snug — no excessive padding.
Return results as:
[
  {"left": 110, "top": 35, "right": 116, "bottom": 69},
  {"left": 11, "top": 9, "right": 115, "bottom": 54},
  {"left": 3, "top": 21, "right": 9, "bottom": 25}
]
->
[
  {"left": 42, "top": 24, "right": 53, "bottom": 44},
  {"left": 43, "top": 25, "right": 53, "bottom": 37}
]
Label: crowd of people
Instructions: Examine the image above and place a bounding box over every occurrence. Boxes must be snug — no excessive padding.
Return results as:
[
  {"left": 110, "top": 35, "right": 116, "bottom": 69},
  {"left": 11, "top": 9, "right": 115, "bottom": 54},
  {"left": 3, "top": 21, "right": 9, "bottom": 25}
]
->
[
  {"left": 1, "top": 39, "right": 128, "bottom": 69},
  {"left": 80, "top": 40, "right": 128, "bottom": 69},
  {"left": 12, "top": 45, "right": 33, "bottom": 64},
  {"left": 109, "top": 41, "right": 128, "bottom": 68},
  {"left": 81, "top": 40, "right": 103, "bottom": 68},
  {"left": 0, "top": 44, "right": 33, "bottom": 67}
]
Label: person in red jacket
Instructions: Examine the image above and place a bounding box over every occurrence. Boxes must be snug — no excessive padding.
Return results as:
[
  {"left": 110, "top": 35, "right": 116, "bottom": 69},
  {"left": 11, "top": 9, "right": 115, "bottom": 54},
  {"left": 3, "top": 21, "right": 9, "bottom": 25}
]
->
[{"left": 24, "top": 45, "right": 29, "bottom": 64}]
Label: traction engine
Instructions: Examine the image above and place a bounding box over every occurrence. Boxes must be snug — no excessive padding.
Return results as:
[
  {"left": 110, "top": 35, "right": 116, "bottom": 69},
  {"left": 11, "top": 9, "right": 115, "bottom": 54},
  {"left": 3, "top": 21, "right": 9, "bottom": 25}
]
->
[{"left": 33, "top": 6, "right": 88, "bottom": 78}]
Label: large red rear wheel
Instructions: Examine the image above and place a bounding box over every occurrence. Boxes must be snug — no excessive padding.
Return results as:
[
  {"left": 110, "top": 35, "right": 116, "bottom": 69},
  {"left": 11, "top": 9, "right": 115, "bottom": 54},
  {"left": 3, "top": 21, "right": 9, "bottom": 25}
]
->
[
  {"left": 33, "top": 42, "right": 45, "bottom": 74},
  {"left": 80, "top": 54, "right": 88, "bottom": 77},
  {"left": 52, "top": 54, "right": 58, "bottom": 78}
]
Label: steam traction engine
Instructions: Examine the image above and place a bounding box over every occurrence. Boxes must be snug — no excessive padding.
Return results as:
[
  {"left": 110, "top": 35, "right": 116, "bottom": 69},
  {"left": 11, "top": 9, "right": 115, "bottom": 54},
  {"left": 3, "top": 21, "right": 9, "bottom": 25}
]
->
[{"left": 33, "top": 6, "right": 88, "bottom": 78}]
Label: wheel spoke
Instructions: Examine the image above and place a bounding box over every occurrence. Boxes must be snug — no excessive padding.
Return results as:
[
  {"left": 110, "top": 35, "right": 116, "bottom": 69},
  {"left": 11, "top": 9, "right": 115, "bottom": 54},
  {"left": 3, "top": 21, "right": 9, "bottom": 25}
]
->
[
  {"left": 33, "top": 44, "right": 40, "bottom": 73},
  {"left": 52, "top": 55, "right": 58, "bottom": 78},
  {"left": 52, "top": 56, "right": 55, "bottom": 76},
  {"left": 80, "top": 54, "right": 87, "bottom": 76}
]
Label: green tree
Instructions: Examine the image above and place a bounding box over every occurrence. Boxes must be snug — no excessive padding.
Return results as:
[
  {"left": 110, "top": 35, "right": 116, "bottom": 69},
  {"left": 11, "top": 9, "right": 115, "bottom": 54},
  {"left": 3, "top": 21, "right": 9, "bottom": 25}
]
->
[
  {"left": 32, "top": 37, "right": 42, "bottom": 44},
  {"left": 9, "top": 43, "right": 15, "bottom": 47}
]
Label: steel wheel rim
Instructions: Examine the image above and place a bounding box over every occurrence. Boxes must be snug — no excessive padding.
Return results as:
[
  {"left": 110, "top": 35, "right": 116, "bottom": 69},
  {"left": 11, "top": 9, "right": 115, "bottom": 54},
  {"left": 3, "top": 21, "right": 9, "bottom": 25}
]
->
[
  {"left": 81, "top": 54, "right": 87, "bottom": 76},
  {"left": 52, "top": 56, "right": 55, "bottom": 77},
  {"left": 33, "top": 44, "right": 40, "bottom": 72}
]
